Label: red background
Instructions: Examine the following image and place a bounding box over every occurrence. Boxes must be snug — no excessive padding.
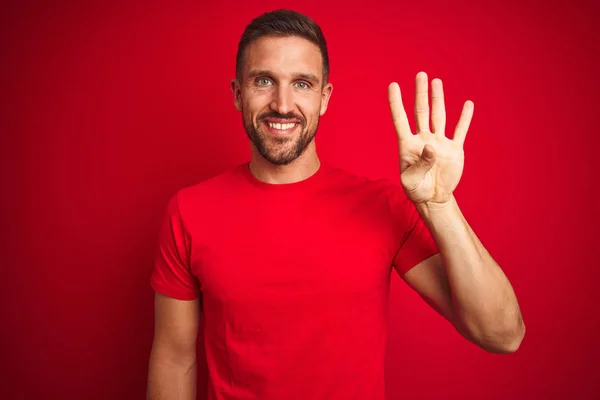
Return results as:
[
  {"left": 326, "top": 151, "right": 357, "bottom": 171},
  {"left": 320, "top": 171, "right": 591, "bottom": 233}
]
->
[{"left": 2, "top": 0, "right": 599, "bottom": 399}]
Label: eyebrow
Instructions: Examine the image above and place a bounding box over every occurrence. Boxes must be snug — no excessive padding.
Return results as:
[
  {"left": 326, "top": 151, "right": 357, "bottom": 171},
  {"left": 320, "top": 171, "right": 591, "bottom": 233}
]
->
[{"left": 247, "top": 70, "right": 321, "bottom": 84}]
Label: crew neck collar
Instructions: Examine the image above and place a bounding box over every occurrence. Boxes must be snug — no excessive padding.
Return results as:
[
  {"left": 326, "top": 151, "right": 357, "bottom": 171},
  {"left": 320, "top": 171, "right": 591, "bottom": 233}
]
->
[{"left": 240, "top": 161, "right": 328, "bottom": 191}]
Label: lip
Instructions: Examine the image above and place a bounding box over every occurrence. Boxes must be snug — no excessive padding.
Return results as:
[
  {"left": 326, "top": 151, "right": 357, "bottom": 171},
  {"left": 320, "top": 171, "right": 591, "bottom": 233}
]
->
[
  {"left": 263, "top": 117, "right": 300, "bottom": 124},
  {"left": 262, "top": 117, "right": 301, "bottom": 124},
  {"left": 262, "top": 120, "right": 300, "bottom": 136}
]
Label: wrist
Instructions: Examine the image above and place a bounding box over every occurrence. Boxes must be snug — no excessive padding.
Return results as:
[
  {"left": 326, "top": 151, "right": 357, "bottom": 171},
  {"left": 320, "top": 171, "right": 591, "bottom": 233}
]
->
[{"left": 415, "top": 195, "right": 459, "bottom": 219}]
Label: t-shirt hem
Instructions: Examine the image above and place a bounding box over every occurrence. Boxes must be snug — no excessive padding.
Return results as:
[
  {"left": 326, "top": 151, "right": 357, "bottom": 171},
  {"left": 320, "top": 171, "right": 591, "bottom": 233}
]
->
[
  {"left": 150, "top": 278, "right": 199, "bottom": 301},
  {"left": 395, "top": 248, "right": 440, "bottom": 276}
]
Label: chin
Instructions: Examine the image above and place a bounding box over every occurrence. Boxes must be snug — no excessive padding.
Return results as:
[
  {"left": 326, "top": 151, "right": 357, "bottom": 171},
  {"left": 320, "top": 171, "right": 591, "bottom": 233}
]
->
[{"left": 261, "top": 148, "right": 300, "bottom": 166}]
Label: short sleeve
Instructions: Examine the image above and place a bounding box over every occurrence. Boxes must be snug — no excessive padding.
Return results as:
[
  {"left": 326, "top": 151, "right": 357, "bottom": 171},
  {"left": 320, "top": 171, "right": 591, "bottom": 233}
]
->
[
  {"left": 150, "top": 193, "right": 200, "bottom": 300},
  {"left": 387, "top": 183, "right": 439, "bottom": 276}
]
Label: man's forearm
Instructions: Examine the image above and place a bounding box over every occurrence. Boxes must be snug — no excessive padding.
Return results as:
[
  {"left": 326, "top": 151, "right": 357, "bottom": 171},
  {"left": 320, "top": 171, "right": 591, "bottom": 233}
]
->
[
  {"left": 147, "top": 356, "right": 197, "bottom": 400},
  {"left": 416, "top": 195, "right": 525, "bottom": 353}
]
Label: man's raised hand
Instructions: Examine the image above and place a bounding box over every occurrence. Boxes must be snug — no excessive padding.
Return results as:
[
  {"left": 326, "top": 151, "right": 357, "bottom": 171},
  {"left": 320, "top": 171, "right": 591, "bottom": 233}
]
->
[{"left": 388, "top": 71, "right": 474, "bottom": 205}]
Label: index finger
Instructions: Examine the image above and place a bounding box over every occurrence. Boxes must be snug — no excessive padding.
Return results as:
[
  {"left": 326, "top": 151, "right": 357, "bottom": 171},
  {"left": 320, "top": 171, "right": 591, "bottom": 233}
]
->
[{"left": 388, "top": 82, "right": 412, "bottom": 141}]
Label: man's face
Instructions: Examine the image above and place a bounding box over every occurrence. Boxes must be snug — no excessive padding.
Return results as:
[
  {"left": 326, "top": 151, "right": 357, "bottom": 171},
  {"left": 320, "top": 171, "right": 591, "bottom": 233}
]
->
[{"left": 231, "top": 35, "right": 333, "bottom": 166}]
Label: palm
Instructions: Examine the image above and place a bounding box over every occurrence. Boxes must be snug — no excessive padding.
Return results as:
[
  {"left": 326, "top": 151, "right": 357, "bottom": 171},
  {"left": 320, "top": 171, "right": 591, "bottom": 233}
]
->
[
  {"left": 388, "top": 72, "right": 474, "bottom": 205},
  {"left": 399, "top": 132, "right": 464, "bottom": 204}
]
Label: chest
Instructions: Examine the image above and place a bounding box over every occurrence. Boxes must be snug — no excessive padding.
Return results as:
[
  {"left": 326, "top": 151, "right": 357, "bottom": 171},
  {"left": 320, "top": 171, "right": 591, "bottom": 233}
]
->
[{"left": 189, "top": 193, "right": 395, "bottom": 302}]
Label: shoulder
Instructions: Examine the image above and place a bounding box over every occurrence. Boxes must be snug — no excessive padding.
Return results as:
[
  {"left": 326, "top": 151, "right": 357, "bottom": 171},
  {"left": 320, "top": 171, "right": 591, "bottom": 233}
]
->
[
  {"left": 323, "top": 162, "right": 415, "bottom": 226},
  {"left": 168, "top": 163, "right": 246, "bottom": 218},
  {"left": 323, "top": 161, "right": 405, "bottom": 199}
]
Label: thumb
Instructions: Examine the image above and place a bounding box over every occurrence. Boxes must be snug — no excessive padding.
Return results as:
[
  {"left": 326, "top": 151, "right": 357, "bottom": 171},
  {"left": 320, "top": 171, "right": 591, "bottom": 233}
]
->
[
  {"left": 412, "top": 144, "right": 436, "bottom": 171},
  {"left": 402, "top": 145, "right": 436, "bottom": 187}
]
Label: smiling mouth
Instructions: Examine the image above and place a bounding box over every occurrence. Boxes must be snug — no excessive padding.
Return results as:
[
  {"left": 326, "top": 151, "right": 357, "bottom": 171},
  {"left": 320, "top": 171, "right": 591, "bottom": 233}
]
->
[{"left": 262, "top": 120, "right": 300, "bottom": 135}]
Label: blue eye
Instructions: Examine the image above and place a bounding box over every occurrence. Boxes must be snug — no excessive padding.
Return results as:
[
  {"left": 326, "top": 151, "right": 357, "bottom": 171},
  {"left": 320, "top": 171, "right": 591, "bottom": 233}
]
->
[
  {"left": 296, "top": 81, "right": 309, "bottom": 89},
  {"left": 257, "top": 78, "right": 272, "bottom": 86}
]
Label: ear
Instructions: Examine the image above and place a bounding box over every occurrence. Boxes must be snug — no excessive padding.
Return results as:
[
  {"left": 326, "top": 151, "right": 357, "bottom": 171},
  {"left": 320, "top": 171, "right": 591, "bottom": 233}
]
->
[
  {"left": 319, "top": 82, "right": 333, "bottom": 116},
  {"left": 230, "top": 78, "right": 242, "bottom": 112}
]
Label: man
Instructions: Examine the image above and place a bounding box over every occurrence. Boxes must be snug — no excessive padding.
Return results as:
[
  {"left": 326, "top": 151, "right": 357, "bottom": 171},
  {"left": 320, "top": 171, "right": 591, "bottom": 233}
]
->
[{"left": 147, "top": 9, "right": 525, "bottom": 400}]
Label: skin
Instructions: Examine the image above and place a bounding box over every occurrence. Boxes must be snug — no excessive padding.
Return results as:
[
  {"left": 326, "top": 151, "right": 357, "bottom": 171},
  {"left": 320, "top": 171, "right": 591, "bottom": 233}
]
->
[
  {"left": 230, "top": 35, "right": 332, "bottom": 184},
  {"left": 389, "top": 74, "right": 525, "bottom": 352},
  {"left": 147, "top": 34, "right": 525, "bottom": 400},
  {"left": 147, "top": 293, "right": 198, "bottom": 400}
]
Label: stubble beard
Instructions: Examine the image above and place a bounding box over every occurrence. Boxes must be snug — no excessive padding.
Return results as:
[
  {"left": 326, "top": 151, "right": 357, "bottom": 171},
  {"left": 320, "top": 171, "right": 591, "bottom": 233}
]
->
[{"left": 242, "top": 110, "right": 320, "bottom": 166}]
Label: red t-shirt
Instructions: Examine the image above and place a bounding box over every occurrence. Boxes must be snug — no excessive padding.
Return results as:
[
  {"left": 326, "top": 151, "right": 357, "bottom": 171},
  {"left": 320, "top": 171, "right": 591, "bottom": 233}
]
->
[{"left": 151, "top": 161, "right": 438, "bottom": 400}]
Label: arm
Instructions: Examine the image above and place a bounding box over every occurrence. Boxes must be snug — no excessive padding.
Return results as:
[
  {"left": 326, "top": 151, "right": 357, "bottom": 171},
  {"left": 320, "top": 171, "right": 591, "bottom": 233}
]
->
[
  {"left": 147, "top": 292, "right": 199, "bottom": 400},
  {"left": 387, "top": 72, "right": 525, "bottom": 353},
  {"left": 403, "top": 196, "right": 525, "bottom": 353}
]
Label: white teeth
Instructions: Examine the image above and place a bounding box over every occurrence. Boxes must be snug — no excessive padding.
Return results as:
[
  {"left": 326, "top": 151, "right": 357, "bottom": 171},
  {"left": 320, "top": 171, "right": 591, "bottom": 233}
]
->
[{"left": 268, "top": 122, "right": 296, "bottom": 130}]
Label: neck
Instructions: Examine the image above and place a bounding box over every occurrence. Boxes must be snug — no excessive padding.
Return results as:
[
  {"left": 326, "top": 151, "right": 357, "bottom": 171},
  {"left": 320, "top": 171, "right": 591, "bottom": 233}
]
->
[{"left": 248, "top": 143, "right": 321, "bottom": 184}]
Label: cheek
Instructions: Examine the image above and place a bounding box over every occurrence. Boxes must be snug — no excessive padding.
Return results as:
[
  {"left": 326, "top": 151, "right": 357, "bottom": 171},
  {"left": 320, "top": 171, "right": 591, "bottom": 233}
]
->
[
  {"left": 298, "top": 96, "right": 322, "bottom": 118},
  {"left": 244, "top": 95, "right": 270, "bottom": 116}
]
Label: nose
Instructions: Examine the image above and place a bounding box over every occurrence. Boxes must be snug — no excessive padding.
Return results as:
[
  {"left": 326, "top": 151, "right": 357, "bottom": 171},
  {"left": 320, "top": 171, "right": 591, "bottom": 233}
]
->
[{"left": 270, "top": 84, "right": 293, "bottom": 115}]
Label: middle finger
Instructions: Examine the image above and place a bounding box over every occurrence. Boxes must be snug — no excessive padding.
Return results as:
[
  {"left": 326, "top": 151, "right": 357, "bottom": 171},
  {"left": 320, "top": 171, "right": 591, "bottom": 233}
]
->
[{"left": 414, "top": 71, "right": 430, "bottom": 133}]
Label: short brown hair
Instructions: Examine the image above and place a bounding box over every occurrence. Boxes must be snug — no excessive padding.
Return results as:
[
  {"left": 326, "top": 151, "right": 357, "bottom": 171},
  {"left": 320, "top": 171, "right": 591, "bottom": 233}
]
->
[{"left": 235, "top": 9, "right": 330, "bottom": 84}]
